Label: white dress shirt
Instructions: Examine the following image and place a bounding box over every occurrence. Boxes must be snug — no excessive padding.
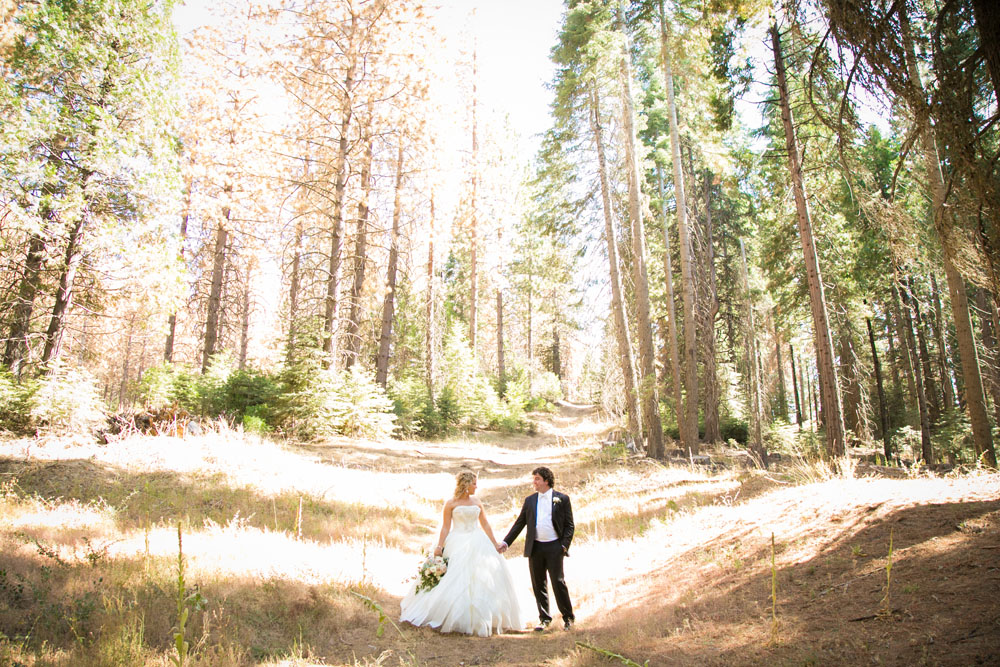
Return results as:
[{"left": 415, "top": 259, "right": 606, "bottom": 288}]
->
[{"left": 535, "top": 489, "right": 558, "bottom": 542}]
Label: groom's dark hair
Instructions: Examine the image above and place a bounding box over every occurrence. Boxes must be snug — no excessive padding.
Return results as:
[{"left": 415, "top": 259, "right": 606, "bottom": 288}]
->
[{"left": 532, "top": 466, "right": 555, "bottom": 488}]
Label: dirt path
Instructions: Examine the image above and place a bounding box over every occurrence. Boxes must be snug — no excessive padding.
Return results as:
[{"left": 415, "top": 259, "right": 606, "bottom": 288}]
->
[
  {"left": 2, "top": 403, "right": 998, "bottom": 666},
  {"left": 327, "top": 404, "right": 1000, "bottom": 667}
]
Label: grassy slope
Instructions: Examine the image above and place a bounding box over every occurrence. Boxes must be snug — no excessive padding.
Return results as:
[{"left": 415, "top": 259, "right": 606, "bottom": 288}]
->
[{"left": 1, "top": 407, "right": 998, "bottom": 666}]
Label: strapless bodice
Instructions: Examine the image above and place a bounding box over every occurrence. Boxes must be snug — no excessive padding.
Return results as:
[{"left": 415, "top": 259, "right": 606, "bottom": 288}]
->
[{"left": 451, "top": 505, "right": 481, "bottom": 533}]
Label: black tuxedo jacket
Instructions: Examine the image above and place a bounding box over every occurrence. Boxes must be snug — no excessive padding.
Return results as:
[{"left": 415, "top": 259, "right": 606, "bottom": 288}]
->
[{"left": 503, "top": 490, "right": 575, "bottom": 557}]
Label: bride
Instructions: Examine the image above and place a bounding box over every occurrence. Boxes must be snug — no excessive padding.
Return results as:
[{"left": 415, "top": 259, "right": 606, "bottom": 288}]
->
[{"left": 400, "top": 471, "right": 527, "bottom": 636}]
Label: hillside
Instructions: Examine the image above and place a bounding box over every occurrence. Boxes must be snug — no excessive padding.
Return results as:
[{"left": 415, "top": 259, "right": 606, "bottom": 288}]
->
[{"left": 1, "top": 405, "right": 998, "bottom": 666}]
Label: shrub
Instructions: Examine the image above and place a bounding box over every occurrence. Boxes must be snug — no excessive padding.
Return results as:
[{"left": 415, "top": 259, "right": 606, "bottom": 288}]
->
[
  {"left": 388, "top": 375, "right": 436, "bottom": 438},
  {"left": 721, "top": 416, "right": 750, "bottom": 446},
  {"left": 222, "top": 369, "right": 280, "bottom": 422},
  {"left": 29, "top": 363, "right": 105, "bottom": 434},
  {"left": 136, "top": 362, "right": 202, "bottom": 415},
  {"left": 531, "top": 370, "right": 563, "bottom": 405},
  {"left": 0, "top": 367, "right": 34, "bottom": 432},
  {"left": 291, "top": 365, "right": 396, "bottom": 440}
]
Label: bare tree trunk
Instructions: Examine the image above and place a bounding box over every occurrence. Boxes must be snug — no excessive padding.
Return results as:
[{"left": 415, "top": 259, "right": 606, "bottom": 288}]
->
[
  {"left": 202, "top": 212, "right": 230, "bottom": 373},
  {"left": 973, "top": 288, "right": 1000, "bottom": 434},
  {"left": 119, "top": 317, "right": 133, "bottom": 409},
  {"left": 469, "top": 46, "right": 479, "bottom": 356},
  {"left": 790, "top": 344, "right": 803, "bottom": 425},
  {"left": 660, "top": 3, "right": 698, "bottom": 452},
  {"left": 4, "top": 232, "right": 46, "bottom": 375},
  {"left": 322, "top": 12, "right": 358, "bottom": 364},
  {"left": 165, "top": 177, "right": 192, "bottom": 363},
  {"left": 891, "top": 283, "right": 919, "bottom": 426},
  {"left": 899, "top": 280, "right": 934, "bottom": 462},
  {"left": 971, "top": 0, "right": 1000, "bottom": 105},
  {"left": 908, "top": 282, "right": 941, "bottom": 422},
  {"left": 345, "top": 139, "right": 373, "bottom": 368},
  {"left": 42, "top": 211, "right": 88, "bottom": 365},
  {"left": 701, "top": 174, "right": 722, "bottom": 443},
  {"left": 839, "top": 323, "right": 871, "bottom": 443},
  {"left": 885, "top": 307, "right": 904, "bottom": 414},
  {"left": 591, "top": 84, "right": 642, "bottom": 438},
  {"left": 239, "top": 267, "right": 252, "bottom": 371},
  {"left": 287, "top": 217, "right": 305, "bottom": 362},
  {"left": 774, "top": 314, "right": 789, "bottom": 422},
  {"left": 621, "top": 16, "right": 665, "bottom": 458},
  {"left": 867, "top": 316, "right": 892, "bottom": 461},
  {"left": 739, "top": 239, "right": 764, "bottom": 463},
  {"left": 657, "top": 168, "right": 683, "bottom": 438},
  {"left": 425, "top": 191, "right": 436, "bottom": 396},
  {"left": 901, "top": 6, "right": 996, "bottom": 466},
  {"left": 771, "top": 23, "right": 846, "bottom": 456},
  {"left": 930, "top": 273, "right": 955, "bottom": 410},
  {"left": 375, "top": 145, "right": 404, "bottom": 387}
]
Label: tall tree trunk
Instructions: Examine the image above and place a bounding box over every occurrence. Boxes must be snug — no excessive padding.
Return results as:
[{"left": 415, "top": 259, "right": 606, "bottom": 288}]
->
[
  {"left": 620, "top": 15, "right": 665, "bottom": 458},
  {"left": 375, "top": 145, "right": 404, "bottom": 387},
  {"left": 806, "top": 362, "right": 816, "bottom": 429},
  {"left": 238, "top": 267, "right": 251, "bottom": 371},
  {"left": 971, "top": 0, "right": 1000, "bottom": 106},
  {"left": 287, "top": 217, "right": 305, "bottom": 362},
  {"left": 973, "top": 288, "right": 1000, "bottom": 436},
  {"left": 657, "top": 168, "right": 683, "bottom": 438},
  {"left": 591, "top": 84, "right": 642, "bottom": 438},
  {"left": 497, "top": 221, "right": 506, "bottom": 394},
  {"left": 345, "top": 139, "right": 373, "bottom": 368},
  {"left": 885, "top": 306, "right": 904, "bottom": 420},
  {"left": 165, "top": 177, "right": 192, "bottom": 363},
  {"left": 839, "top": 323, "right": 871, "bottom": 443},
  {"left": 119, "top": 317, "right": 133, "bottom": 409},
  {"left": 660, "top": 3, "right": 698, "bottom": 452},
  {"left": 701, "top": 174, "right": 722, "bottom": 443},
  {"left": 771, "top": 24, "right": 846, "bottom": 456},
  {"left": 891, "top": 283, "right": 919, "bottom": 426},
  {"left": 774, "top": 313, "right": 789, "bottom": 422},
  {"left": 901, "top": 6, "right": 997, "bottom": 466},
  {"left": 202, "top": 211, "right": 230, "bottom": 373},
  {"left": 4, "top": 232, "right": 46, "bottom": 375},
  {"left": 899, "top": 280, "right": 934, "bottom": 462},
  {"left": 42, "top": 208, "right": 90, "bottom": 365},
  {"left": 739, "top": 239, "right": 765, "bottom": 463},
  {"left": 867, "top": 316, "right": 892, "bottom": 461},
  {"left": 930, "top": 274, "right": 955, "bottom": 411},
  {"left": 322, "top": 12, "right": 358, "bottom": 364},
  {"left": 468, "top": 46, "right": 479, "bottom": 356},
  {"left": 910, "top": 282, "right": 940, "bottom": 422},
  {"left": 425, "top": 191, "right": 436, "bottom": 397},
  {"left": 790, "top": 344, "right": 803, "bottom": 425}
]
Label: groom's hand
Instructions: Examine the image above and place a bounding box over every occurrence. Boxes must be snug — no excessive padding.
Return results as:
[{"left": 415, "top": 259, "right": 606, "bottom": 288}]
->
[{"left": 496, "top": 542, "right": 508, "bottom": 553}]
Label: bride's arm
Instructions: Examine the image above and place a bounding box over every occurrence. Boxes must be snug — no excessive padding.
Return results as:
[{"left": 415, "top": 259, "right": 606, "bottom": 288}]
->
[
  {"left": 434, "top": 501, "right": 454, "bottom": 556},
  {"left": 476, "top": 501, "right": 501, "bottom": 547}
]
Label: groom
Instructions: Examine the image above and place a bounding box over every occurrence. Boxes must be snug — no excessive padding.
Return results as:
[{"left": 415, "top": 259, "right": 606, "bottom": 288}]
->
[{"left": 498, "top": 466, "right": 575, "bottom": 631}]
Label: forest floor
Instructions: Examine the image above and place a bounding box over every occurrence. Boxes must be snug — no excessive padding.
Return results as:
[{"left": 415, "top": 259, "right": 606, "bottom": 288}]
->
[{"left": 1, "top": 403, "right": 999, "bottom": 666}]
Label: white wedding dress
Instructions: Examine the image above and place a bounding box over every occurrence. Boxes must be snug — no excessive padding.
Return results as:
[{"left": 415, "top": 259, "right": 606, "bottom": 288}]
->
[{"left": 399, "top": 505, "right": 527, "bottom": 636}]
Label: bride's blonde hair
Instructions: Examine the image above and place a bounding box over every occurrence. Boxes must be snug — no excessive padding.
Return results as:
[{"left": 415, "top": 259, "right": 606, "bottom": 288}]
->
[{"left": 453, "top": 471, "right": 477, "bottom": 499}]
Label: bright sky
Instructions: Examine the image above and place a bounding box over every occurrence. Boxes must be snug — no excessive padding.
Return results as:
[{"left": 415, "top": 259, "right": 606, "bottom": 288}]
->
[
  {"left": 443, "top": 0, "right": 564, "bottom": 154},
  {"left": 173, "top": 1, "right": 565, "bottom": 157}
]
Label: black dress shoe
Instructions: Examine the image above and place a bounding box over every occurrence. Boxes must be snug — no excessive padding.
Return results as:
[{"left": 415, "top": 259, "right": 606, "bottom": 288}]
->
[
  {"left": 533, "top": 620, "right": 550, "bottom": 632},
  {"left": 563, "top": 618, "right": 574, "bottom": 631}
]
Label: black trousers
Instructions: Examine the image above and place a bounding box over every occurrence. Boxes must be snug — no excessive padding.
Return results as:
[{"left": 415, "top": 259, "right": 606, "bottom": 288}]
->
[{"left": 529, "top": 539, "right": 574, "bottom": 623}]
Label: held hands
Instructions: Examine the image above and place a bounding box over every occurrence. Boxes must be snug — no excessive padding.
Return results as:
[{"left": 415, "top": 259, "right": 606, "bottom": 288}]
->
[{"left": 496, "top": 542, "right": 508, "bottom": 553}]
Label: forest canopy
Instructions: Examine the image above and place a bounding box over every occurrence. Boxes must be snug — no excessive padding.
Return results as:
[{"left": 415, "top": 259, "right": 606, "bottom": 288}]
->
[{"left": 1, "top": 0, "right": 998, "bottom": 470}]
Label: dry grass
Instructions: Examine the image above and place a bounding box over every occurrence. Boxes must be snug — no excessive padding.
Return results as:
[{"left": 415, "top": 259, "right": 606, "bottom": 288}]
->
[{"left": 2, "top": 409, "right": 999, "bottom": 666}]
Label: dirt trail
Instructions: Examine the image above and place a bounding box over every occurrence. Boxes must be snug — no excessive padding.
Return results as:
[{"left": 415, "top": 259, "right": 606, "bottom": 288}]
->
[
  {"left": 2, "top": 403, "right": 998, "bottom": 666},
  {"left": 334, "top": 403, "right": 1000, "bottom": 667}
]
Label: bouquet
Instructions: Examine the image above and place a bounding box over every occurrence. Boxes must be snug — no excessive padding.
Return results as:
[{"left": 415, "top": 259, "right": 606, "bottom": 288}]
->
[{"left": 415, "top": 553, "right": 448, "bottom": 593}]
